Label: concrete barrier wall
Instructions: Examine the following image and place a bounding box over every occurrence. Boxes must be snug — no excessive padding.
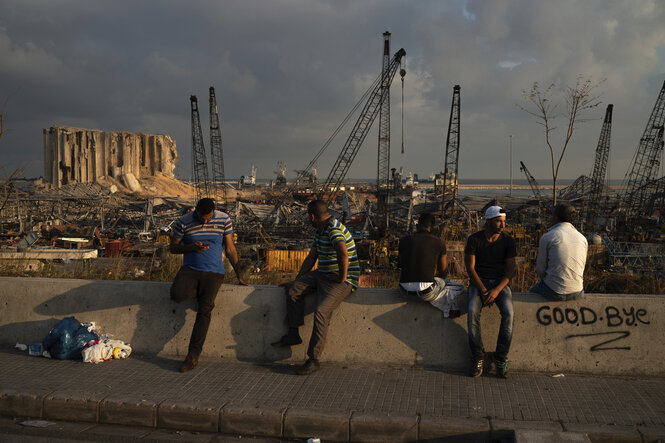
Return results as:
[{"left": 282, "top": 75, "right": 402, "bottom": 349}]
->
[{"left": 0, "top": 277, "right": 663, "bottom": 376}]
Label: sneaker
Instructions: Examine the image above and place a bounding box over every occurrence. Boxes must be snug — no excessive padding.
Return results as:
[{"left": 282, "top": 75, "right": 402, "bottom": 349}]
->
[
  {"left": 271, "top": 333, "right": 303, "bottom": 348},
  {"left": 179, "top": 354, "right": 198, "bottom": 373},
  {"left": 495, "top": 360, "right": 508, "bottom": 378},
  {"left": 470, "top": 359, "right": 483, "bottom": 378},
  {"left": 296, "top": 358, "right": 320, "bottom": 375}
]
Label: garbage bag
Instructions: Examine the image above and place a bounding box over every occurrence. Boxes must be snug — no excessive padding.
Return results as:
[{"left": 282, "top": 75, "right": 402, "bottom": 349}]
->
[
  {"left": 82, "top": 338, "right": 132, "bottom": 363},
  {"left": 41, "top": 317, "right": 99, "bottom": 360}
]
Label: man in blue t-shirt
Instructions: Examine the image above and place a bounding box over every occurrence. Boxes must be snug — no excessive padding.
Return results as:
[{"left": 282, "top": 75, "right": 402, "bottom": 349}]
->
[
  {"left": 169, "top": 198, "right": 246, "bottom": 372},
  {"left": 464, "top": 206, "right": 516, "bottom": 379}
]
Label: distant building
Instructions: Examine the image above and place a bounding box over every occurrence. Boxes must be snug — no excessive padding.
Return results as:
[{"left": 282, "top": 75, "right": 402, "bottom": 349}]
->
[{"left": 43, "top": 126, "right": 179, "bottom": 187}]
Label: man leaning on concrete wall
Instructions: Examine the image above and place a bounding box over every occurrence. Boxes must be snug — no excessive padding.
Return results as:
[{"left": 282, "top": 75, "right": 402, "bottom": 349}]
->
[
  {"left": 169, "top": 198, "right": 247, "bottom": 373},
  {"left": 530, "top": 204, "right": 588, "bottom": 301},
  {"left": 271, "top": 199, "right": 360, "bottom": 375}
]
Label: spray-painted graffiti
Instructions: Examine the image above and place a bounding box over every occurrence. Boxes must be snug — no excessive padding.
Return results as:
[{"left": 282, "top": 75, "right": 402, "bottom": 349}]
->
[{"left": 536, "top": 305, "right": 651, "bottom": 352}]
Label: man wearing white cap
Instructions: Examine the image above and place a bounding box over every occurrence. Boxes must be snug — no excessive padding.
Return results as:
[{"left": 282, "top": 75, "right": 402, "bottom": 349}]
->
[
  {"left": 464, "top": 205, "right": 516, "bottom": 378},
  {"left": 530, "top": 204, "right": 587, "bottom": 300}
]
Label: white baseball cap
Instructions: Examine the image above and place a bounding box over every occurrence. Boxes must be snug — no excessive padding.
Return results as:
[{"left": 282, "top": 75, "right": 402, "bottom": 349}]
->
[{"left": 485, "top": 206, "right": 506, "bottom": 219}]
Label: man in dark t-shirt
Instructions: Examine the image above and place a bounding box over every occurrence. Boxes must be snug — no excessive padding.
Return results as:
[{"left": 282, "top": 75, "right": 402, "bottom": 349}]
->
[
  {"left": 464, "top": 206, "right": 516, "bottom": 379},
  {"left": 398, "top": 213, "right": 447, "bottom": 302}
]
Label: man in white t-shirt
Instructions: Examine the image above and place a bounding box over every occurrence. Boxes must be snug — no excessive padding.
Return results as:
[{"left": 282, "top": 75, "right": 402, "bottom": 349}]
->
[{"left": 530, "top": 204, "right": 588, "bottom": 301}]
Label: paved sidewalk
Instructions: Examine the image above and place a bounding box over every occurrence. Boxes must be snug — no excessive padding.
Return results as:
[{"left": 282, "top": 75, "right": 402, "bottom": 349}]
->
[{"left": 1, "top": 350, "right": 664, "bottom": 442}]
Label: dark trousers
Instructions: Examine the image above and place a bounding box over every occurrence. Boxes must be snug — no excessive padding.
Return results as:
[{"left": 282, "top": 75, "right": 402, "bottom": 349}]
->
[
  {"left": 285, "top": 270, "right": 352, "bottom": 360},
  {"left": 170, "top": 265, "right": 225, "bottom": 357}
]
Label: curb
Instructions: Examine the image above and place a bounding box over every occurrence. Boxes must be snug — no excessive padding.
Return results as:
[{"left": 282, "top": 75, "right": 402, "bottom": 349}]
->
[{"left": 1, "top": 390, "right": 663, "bottom": 442}]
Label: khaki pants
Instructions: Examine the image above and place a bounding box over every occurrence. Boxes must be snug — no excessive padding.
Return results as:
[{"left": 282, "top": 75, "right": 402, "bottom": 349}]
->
[{"left": 285, "top": 270, "right": 352, "bottom": 360}]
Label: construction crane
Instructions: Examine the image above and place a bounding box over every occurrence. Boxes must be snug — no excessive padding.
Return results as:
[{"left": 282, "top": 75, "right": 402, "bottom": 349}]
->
[
  {"left": 190, "top": 95, "right": 210, "bottom": 201},
  {"left": 520, "top": 161, "right": 543, "bottom": 202},
  {"left": 622, "top": 80, "right": 665, "bottom": 221},
  {"left": 376, "top": 31, "right": 393, "bottom": 233},
  {"left": 584, "top": 104, "right": 613, "bottom": 229},
  {"left": 317, "top": 47, "right": 406, "bottom": 205},
  {"left": 441, "top": 85, "right": 461, "bottom": 216},
  {"left": 559, "top": 175, "right": 591, "bottom": 201},
  {"left": 209, "top": 87, "right": 227, "bottom": 205}
]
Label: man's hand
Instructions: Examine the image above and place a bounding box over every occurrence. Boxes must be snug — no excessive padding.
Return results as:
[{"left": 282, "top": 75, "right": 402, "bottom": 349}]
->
[
  {"left": 170, "top": 237, "right": 210, "bottom": 254},
  {"left": 236, "top": 274, "right": 248, "bottom": 286},
  {"left": 484, "top": 287, "right": 501, "bottom": 305},
  {"left": 192, "top": 241, "right": 210, "bottom": 252},
  {"left": 329, "top": 271, "right": 346, "bottom": 284}
]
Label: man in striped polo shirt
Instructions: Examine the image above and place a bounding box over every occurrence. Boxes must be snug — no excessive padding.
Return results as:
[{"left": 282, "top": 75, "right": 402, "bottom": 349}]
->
[
  {"left": 169, "top": 198, "right": 246, "bottom": 372},
  {"left": 271, "top": 199, "right": 359, "bottom": 375}
]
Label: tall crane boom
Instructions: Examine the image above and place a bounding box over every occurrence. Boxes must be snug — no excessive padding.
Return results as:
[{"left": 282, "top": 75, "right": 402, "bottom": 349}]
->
[
  {"left": 190, "top": 95, "right": 210, "bottom": 201},
  {"left": 622, "top": 80, "right": 665, "bottom": 221},
  {"left": 585, "top": 104, "right": 613, "bottom": 227},
  {"left": 376, "top": 31, "right": 392, "bottom": 232},
  {"left": 520, "top": 161, "right": 542, "bottom": 201},
  {"left": 209, "top": 87, "right": 227, "bottom": 204},
  {"left": 318, "top": 48, "right": 407, "bottom": 204},
  {"left": 441, "top": 85, "right": 461, "bottom": 214}
]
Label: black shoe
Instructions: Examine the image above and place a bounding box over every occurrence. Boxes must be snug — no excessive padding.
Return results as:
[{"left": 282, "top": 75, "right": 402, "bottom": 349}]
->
[
  {"left": 296, "top": 358, "right": 320, "bottom": 375},
  {"left": 271, "top": 334, "right": 303, "bottom": 348},
  {"left": 495, "top": 360, "right": 508, "bottom": 379},
  {"left": 470, "top": 359, "right": 483, "bottom": 378},
  {"left": 179, "top": 354, "right": 199, "bottom": 373}
]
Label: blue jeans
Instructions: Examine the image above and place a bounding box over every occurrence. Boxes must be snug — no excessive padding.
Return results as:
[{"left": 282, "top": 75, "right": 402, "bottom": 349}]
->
[
  {"left": 530, "top": 279, "right": 583, "bottom": 301},
  {"left": 467, "top": 279, "right": 514, "bottom": 362}
]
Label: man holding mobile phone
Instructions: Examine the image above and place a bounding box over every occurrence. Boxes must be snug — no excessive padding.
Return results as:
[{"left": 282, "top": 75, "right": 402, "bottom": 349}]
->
[
  {"left": 464, "top": 206, "right": 516, "bottom": 379},
  {"left": 169, "top": 197, "right": 246, "bottom": 372}
]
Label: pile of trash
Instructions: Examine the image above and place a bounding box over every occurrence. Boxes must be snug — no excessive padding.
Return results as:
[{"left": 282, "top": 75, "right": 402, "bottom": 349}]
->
[{"left": 15, "top": 316, "right": 132, "bottom": 364}]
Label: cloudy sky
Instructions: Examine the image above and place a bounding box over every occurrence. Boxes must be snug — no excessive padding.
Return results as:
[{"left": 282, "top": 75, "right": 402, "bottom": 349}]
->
[{"left": 1, "top": 0, "right": 664, "bottom": 184}]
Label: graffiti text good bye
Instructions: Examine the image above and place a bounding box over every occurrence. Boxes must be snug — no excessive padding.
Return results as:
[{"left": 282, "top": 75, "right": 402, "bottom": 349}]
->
[{"left": 536, "top": 306, "right": 650, "bottom": 327}]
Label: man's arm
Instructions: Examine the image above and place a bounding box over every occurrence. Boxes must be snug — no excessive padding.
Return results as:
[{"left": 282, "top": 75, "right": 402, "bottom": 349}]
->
[
  {"left": 223, "top": 234, "right": 247, "bottom": 285},
  {"left": 485, "top": 257, "right": 516, "bottom": 305},
  {"left": 169, "top": 236, "right": 209, "bottom": 254},
  {"left": 436, "top": 254, "right": 448, "bottom": 278},
  {"left": 296, "top": 246, "right": 318, "bottom": 278},
  {"left": 333, "top": 240, "right": 349, "bottom": 284},
  {"left": 465, "top": 253, "right": 486, "bottom": 293},
  {"left": 535, "top": 235, "right": 548, "bottom": 278}
]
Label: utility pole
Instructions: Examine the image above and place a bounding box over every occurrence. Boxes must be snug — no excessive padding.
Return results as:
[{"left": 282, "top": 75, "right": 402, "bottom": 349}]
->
[{"left": 509, "top": 135, "right": 513, "bottom": 197}]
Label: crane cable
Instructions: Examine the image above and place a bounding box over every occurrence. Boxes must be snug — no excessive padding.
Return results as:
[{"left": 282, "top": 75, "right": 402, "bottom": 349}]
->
[
  {"left": 400, "top": 58, "right": 406, "bottom": 154},
  {"left": 288, "top": 71, "right": 384, "bottom": 196}
]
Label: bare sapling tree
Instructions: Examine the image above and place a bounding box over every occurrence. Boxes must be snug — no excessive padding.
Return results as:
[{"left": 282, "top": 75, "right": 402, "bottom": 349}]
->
[{"left": 520, "top": 76, "right": 603, "bottom": 206}]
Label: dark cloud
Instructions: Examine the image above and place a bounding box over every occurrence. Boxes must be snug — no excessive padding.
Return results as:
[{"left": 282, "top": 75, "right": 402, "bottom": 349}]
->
[{"left": 1, "top": 0, "right": 664, "bottom": 184}]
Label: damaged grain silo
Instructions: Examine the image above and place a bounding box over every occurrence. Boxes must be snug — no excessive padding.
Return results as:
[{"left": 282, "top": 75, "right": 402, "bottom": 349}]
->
[{"left": 43, "top": 126, "right": 179, "bottom": 191}]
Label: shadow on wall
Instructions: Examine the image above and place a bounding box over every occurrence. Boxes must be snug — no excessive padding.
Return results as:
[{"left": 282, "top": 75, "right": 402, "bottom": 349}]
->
[
  {"left": 228, "top": 285, "right": 309, "bottom": 365},
  {"left": 367, "top": 289, "right": 471, "bottom": 370},
  {"left": 30, "top": 280, "right": 190, "bottom": 369}
]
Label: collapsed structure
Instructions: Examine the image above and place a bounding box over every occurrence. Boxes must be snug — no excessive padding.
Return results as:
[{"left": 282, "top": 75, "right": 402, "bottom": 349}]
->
[{"left": 43, "top": 126, "right": 179, "bottom": 189}]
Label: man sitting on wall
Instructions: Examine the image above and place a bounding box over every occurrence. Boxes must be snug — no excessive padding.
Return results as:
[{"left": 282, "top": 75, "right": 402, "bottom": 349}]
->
[
  {"left": 271, "top": 199, "right": 360, "bottom": 375},
  {"left": 465, "top": 206, "right": 516, "bottom": 378},
  {"left": 530, "top": 204, "right": 588, "bottom": 301}
]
